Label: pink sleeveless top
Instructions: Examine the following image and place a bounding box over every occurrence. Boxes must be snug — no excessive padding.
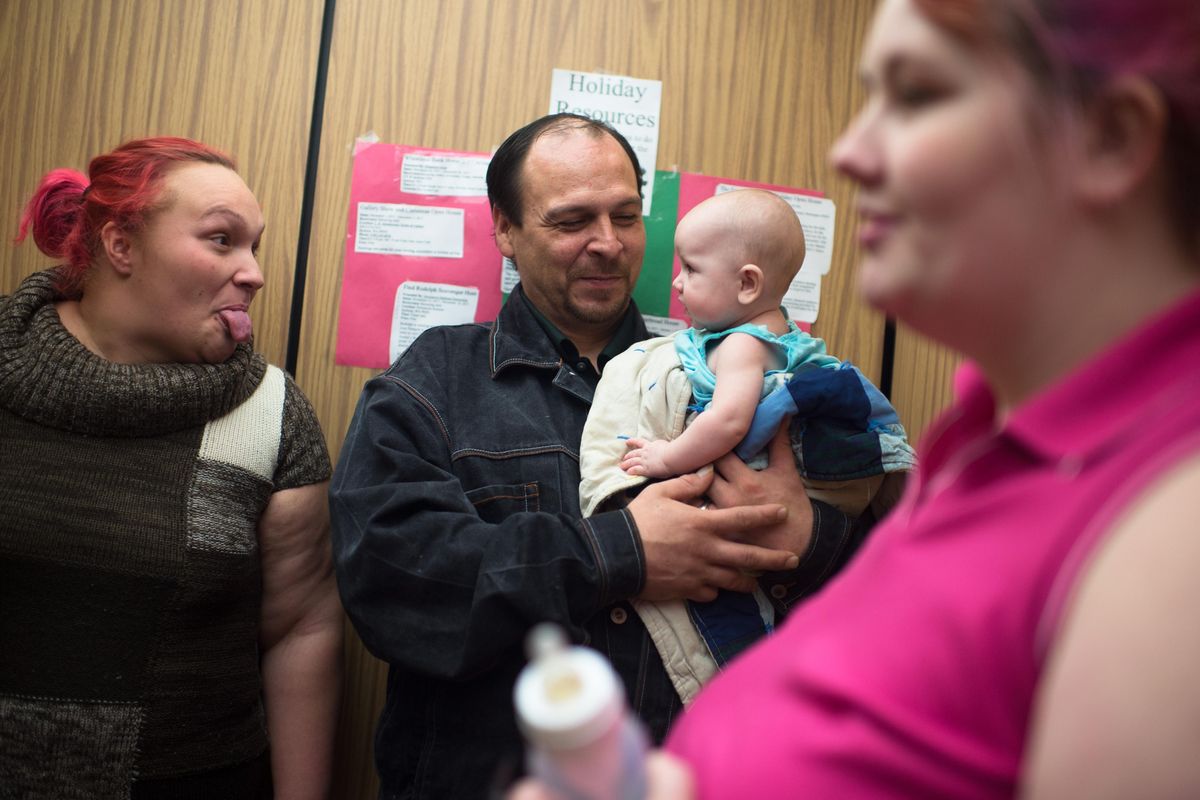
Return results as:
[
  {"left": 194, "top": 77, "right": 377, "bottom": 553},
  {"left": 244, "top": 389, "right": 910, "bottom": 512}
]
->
[{"left": 667, "top": 289, "right": 1200, "bottom": 799}]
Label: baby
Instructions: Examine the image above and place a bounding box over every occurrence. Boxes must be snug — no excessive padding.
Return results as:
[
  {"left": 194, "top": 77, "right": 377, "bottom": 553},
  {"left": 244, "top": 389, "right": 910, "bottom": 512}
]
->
[
  {"left": 579, "top": 188, "right": 915, "bottom": 704},
  {"left": 621, "top": 189, "right": 819, "bottom": 479}
]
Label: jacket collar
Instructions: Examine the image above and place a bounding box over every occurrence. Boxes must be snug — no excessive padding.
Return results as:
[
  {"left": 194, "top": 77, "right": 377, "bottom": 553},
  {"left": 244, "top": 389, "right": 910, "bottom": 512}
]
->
[
  {"left": 489, "top": 283, "right": 649, "bottom": 378},
  {"left": 489, "top": 284, "right": 567, "bottom": 376}
]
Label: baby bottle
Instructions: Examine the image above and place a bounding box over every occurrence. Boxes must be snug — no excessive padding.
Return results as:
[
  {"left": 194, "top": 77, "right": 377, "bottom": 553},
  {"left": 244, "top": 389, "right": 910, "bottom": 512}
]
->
[{"left": 514, "top": 622, "right": 649, "bottom": 800}]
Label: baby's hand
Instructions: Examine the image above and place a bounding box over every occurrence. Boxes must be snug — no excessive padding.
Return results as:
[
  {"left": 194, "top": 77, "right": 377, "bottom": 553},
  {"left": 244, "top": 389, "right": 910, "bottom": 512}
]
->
[{"left": 620, "top": 438, "right": 674, "bottom": 478}]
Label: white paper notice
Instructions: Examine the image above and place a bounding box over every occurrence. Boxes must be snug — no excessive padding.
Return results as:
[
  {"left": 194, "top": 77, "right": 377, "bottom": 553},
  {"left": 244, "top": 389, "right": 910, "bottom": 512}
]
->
[
  {"left": 390, "top": 281, "right": 480, "bottom": 363},
  {"left": 549, "top": 69, "right": 663, "bottom": 215},
  {"left": 355, "top": 202, "right": 465, "bottom": 258},
  {"left": 642, "top": 314, "right": 688, "bottom": 337},
  {"left": 783, "top": 273, "right": 821, "bottom": 324},
  {"left": 715, "top": 184, "right": 836, "bottom": 275},
  {"left": 501, "top": 256, "right": 520, "bottom": 294},
  {"left": 400, "top": 153, "right": 490, "bottom": 197}
]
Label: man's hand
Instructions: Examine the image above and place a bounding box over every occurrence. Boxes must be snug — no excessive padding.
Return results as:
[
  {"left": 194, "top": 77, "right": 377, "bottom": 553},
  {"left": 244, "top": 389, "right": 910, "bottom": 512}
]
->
[
  {"left": 628, "top": 450, "right": 800, "bottom": 604},
  {"left": 709, "top": 422, "right": 813, "bottom": 557},
  {"left": 620, "top": 437, "right": 674, "bottom": 478}
]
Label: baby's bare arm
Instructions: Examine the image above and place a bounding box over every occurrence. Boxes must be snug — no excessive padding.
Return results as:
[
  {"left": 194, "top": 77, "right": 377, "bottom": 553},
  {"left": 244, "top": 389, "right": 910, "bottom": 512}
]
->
[{"left": 621, "top": 333, "right": 774, "bottom": 477}]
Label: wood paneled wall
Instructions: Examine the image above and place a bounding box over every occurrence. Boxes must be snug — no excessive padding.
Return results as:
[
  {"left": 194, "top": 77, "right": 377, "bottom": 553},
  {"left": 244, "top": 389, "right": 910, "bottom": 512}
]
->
[
  {"left": 294, "top": 2, "right": 880, "bottom": 797},
  {"left": 1, "top": 2, "right": 964, "bottom": 798},
  {"left": 892, "top": 326, "right": 962, "bottom": 445},
  {"left": 297, "top": 0, "right": 884, "bottom": 465},
  {"left": 0, "top": 0, "right": 324, "bottom": 367}
]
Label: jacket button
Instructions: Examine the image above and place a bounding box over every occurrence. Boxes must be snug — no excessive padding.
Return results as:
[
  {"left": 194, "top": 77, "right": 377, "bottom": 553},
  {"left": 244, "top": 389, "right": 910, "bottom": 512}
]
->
[
  {"left": 610, "top": 607, "right": 628, "bottom": 624},
  {"left": 770, "top": 584, "right": 787, "bottom": 600}
]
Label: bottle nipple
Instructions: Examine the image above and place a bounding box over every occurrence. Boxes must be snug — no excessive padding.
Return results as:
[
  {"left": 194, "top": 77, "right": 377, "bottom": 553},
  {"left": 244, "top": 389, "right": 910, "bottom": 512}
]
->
[
  {"left": 528, "top": 623, "right": 582, "bottom": 703},
  {"left": 517, "top": 623, "right": 623, "bottom": 750}
]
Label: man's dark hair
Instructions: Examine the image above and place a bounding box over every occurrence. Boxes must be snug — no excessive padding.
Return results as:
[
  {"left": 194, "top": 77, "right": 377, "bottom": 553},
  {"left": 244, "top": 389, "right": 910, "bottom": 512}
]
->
[{"left": 486, "top": 113, "right": 644, "bottom": 226}]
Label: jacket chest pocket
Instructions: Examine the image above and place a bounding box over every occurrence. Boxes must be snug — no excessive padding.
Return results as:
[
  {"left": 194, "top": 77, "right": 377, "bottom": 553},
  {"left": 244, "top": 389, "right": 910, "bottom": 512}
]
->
[{"left": 465, "top": 482, "right": 541, "bottom": 523}]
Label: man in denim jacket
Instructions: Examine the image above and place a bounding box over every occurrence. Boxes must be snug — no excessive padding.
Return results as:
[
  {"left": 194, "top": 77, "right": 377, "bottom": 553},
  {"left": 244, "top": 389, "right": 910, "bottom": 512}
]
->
[{"left": 330, "top": 114, "right": 875, "bottom": 799}]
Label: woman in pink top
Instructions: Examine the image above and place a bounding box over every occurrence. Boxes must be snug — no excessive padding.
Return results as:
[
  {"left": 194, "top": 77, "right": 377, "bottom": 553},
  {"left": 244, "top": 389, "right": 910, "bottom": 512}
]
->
[{"left": 513, "top": 0, "right": 1200, "bottom": 797}]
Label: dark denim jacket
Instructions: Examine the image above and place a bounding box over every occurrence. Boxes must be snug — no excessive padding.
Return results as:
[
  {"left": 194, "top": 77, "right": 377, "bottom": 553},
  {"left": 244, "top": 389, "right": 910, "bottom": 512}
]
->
[{"left": 330, "top": 286, "right": 867, "bottom": 799}]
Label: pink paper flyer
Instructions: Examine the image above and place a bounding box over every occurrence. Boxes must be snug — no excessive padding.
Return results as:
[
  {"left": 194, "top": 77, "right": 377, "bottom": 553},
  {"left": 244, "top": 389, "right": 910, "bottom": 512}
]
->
[{"left": 335, "top": 142, "right": 500, "bottom": 368}]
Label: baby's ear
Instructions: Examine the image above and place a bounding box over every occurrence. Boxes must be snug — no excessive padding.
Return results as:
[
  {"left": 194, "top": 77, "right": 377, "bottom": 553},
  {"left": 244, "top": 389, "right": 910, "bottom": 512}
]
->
[{"left": 737, "top": 263, "right": 764, "bottom": 305}]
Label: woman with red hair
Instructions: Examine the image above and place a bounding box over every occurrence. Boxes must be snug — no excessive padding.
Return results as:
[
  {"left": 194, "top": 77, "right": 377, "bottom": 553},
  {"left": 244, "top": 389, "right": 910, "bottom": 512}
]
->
[
  {"left": 0, "top": 137, "right": 341, "bottom": 798},
  {"left": 515, "top": 0, "right": 1200, "bottom": 796}
]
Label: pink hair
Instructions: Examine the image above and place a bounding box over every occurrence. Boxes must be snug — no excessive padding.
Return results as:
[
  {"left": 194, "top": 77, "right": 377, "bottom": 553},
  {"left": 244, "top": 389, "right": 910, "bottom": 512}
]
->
[
  {"left": 15, "top": 136, "right": 236, "bottom": 296},
  {"left": 915, "top": 0, "right": 1200, "bottom": 249}
]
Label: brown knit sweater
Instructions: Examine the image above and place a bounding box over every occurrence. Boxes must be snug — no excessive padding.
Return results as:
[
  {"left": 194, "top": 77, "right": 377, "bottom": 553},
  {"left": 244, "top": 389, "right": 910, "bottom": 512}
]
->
[{"left": 0, "top": 269, "right": 331, "bottom": 798}]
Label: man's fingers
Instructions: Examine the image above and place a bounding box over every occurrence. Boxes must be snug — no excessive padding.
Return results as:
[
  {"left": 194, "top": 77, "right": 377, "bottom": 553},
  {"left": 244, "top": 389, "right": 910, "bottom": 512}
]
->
[
  {"left": 691, "top": 505, "right": 799, "bottom": 573},
  {"left": 711, "top": 446, "right": 750, "bottom": 488},
  {"left": 703, "top": 502, "right": 787, "bottom": 533},
  {"left": 647, "top": 466, "right": 715, "bottom": 503},
  {"left": 700, "top": 566, "right": 758, "bottom": 597},
  {"left": 711, "top": 539, "right": 800, "bottom": 574}
]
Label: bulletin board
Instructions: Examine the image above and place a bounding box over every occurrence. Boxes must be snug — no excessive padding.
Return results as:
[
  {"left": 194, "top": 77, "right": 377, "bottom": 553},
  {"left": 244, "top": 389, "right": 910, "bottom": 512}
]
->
[{"left": 335, "top": 152, "right": 833, "bottom": 368}]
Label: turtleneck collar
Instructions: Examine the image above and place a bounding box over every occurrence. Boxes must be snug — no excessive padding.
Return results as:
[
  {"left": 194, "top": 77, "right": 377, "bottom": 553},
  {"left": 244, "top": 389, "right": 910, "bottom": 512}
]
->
[{"left": 1, "top": 269, "right": 266, "bottom": 437}]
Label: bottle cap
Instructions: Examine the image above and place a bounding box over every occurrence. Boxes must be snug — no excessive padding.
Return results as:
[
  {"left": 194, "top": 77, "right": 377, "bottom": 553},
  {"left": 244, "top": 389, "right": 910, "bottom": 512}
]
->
[{"left": 515, "top": 623, "right": 624, "bottom": 751}]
